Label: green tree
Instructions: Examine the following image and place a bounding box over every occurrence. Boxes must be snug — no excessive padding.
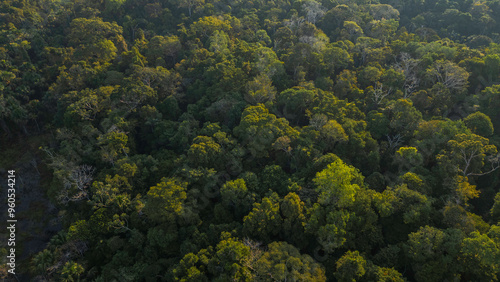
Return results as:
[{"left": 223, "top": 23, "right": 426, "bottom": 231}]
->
[
  {"left": 437, "top": 133, "right": 499, "bottom": 177},
  {"left": 460, "top": 231, "right": 500, "bottom": 281},
  {"left": 234, "top": 104, "right": 298, "bottom": 158},
  {"left": 220, "top": 179, "right": 254, "bottom": 219},
  {"left": 313, "top": 159, "right": 363, "bottom": 208},
  {"left": 406, "top": 226, "right": 463, "bottom": 282},
  {"left": 187, "top": 136, "right": 222, "bottom": 168},
  {"left": 254, "top": 241, "right": 327, "bottom": 281},
  {"left": 60, "top": 261, "right": 84, "bottom": 282}
]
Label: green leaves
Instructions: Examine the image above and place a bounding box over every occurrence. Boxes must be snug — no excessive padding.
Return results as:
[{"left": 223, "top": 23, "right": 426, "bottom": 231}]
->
[
  {"left": 144, "top": 178, "right": 188, "bottom": 223},
  {"left": 406, "top": 226, "right": 463, "bottom": 282},
  {"left": 243, "top": 196, "right": 282, "bottom": 242},
  {"left": 438, "top": 132, "right": 498, "bottom": 177},
  {"left": 460, "top": 231, "right": 500, "bottom": 280},
  {"left": 335, "top": 250, "right": 367, "bottom": 282},
  {"left": 253, "top": 241, "right": 326, "bottom": 281},
  {"left": 464, "top": 111, "right": 494, "bottom": 137},
  {"left": 313, "top": 158, "right": 363, "bottom": 208}
]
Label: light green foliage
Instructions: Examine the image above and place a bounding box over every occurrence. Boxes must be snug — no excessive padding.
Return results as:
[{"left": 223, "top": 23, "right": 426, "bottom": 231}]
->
[
  {"left": 144, "top": 178, "right": 187, "bottom": 223},
  {"left": 91, "top": 174, "right": 132, "bottom": 212},
  {"left": 320, "top": 119, "right": 348, "bottom": 149},
  {"left": 97, "top": 130, "right": 130, "bottom": 165},
  {"left": 452, "top": 175, "right": 480, "bottom": 206},
  {"left": 190, "top": 16, "right": 232, "bottom": 38},
  {"left": 491, "top": 192, "right": 500, "bottom": 221},
  {"left": 281, "top": 192, "right": 307, "bottom": 247},
  {"left": 209, "top": 233, "right": 253, "bottom": 281},
  {"left": 341, "top": 21, "right": 364, "bottom": 41},
  {"left": 313, "top": 159, "right": 363, "bottom": 208},
  {"left": 245, "top": 74, "right": 277, "bottom": 104},
  {"left": 234, "top": 104, "right": 298, "bottom": 158},
  {"left": 188, "top": 136, "right": 222, "bottom": 168},
  {"left": 375, "top": 267, "right": 405, "bottom": 282},
  {"left": 394, "top": 146, "right": 423, "bottom": 171},
  {"left": 220, "top": 179, "right": 254, "bottom": 218},
  {"left": 400, "top": 172, "right": 427, "bottom": 194},
  {"left": 438, "top": 132, "right": 498, "bottom": 177},
  {"left": 68, "top": 17, "right": 125, "bottom": 63}
]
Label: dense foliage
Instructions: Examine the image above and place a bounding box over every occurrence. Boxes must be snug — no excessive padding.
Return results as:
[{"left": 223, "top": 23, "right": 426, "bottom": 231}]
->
[{"left": 2, "top": 0, "right": 500, "bottom": 280}]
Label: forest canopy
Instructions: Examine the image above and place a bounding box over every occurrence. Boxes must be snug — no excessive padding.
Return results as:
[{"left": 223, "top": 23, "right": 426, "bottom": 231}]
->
[{"left": 1, "top": 0, "right": 500, "bottom": 281}]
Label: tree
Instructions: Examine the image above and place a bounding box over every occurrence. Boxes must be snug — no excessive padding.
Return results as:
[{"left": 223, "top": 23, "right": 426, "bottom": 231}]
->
[
  {"left": 463, "top": 111, "right": 494, "bottom": 137},
  {"left": 394, "top": 146, "right": 423, "bottom": 172},
  {"left": 244, "top": 75, "right": 277, "bottom": 105},
  {"left": 438, "top": 133, "right": 499, "bottom": 177},
  {"left": 68, "top": 17, "right": 126, "bottom": 64},
  {"left": 234, "top": 104, "right": 298, "bottom": 158},
  {"left": 178, "top": 0, "right": 205, "bottom": 17},
  {"left": 97, "top": 130, "right": 130, "bottom": 165},
  {"left": 254, "top": 241, "right": 326, "bottom": 281},
  {"left": 144, "top": 178, "right": 187, "bottom": 224},
  {"left": 460, "top": 231, "right": 500, "bottom": 281},
  {"left": 451, "top": 176, "right": 480, "bottom": 206},
  {"left": 243, "top": 195, "right": 282, "bottom": 242},
  {"left": 319, "top": 119, "right": 348, "bottom": 151},
  {"left": 281, "top": 192, "right": 307, "bottom": 247},
  {"left": 369, "top": 4, "right": 400, "bottom": 20},
  {"left": 302, "top": 0, "right": 326, "bottom": 25},
  {"left": 394, "top": 53, "right": 420, "bottom": 98},
  {"left": 220, "top": 179, "right": 254, "bottom": 219},
  {"left": 491, "top": 192, "right": 500, "bottom": 222},
  {"left": 426, "top": 60, "right": 469, "bottom": 91},
  {"left": 187, "top": 136, "right": 222, "bottom": 168},
  {"left": 208, "top": 233, "right": 253, "bottom": 281},
  {"left": 335, "top": 250, "right": 367, "bottom": 282},
  {"left": 31, "top": 250, "right": 54, "bottom": 279},
  {"left": 341, "top": 21, "right": 364, "bottom": 41},
  {"left": 60, "top": 261, "right": 84, "bottom": 282},
  {"left": 387, "top": 98, "right": 422, "bottom": 137},
  {"left": 406, "top": 226, "right": 463, "bottom": 282},
  {"left": 313, "top": 159, "right": 364, "bottom": 208},
  {"left": 145, "top": 35, "right": 182, "bottom": 66}
]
